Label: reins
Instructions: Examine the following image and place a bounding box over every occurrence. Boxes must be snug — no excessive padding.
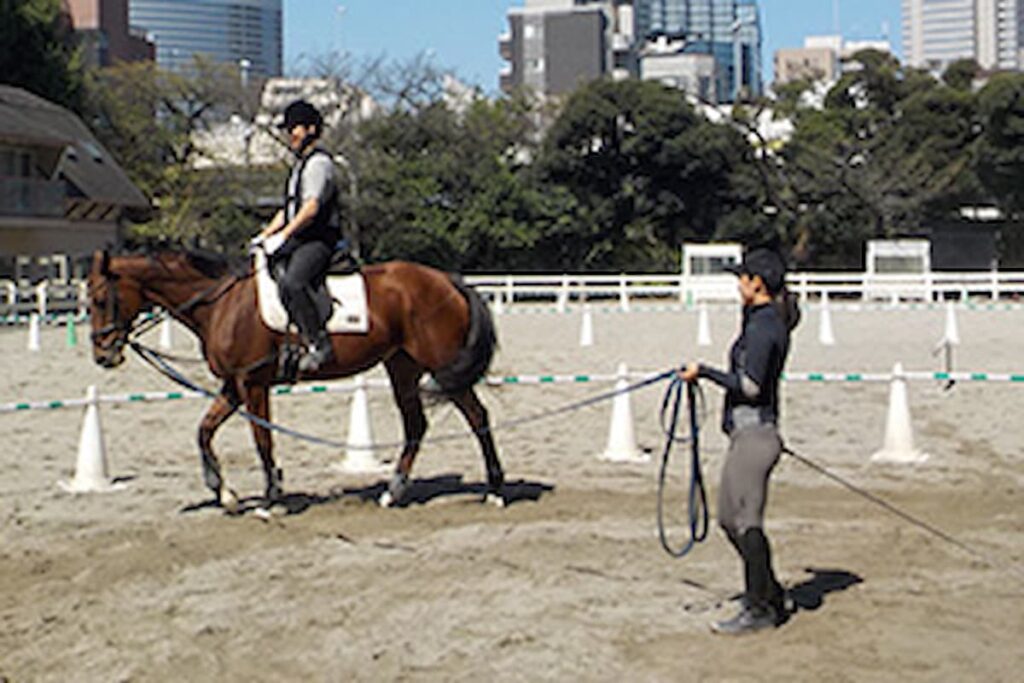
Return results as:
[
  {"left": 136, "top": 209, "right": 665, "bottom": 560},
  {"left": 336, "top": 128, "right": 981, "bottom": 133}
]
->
[{"left": 656, "top": 376, "right": 710, "bottom": 558}]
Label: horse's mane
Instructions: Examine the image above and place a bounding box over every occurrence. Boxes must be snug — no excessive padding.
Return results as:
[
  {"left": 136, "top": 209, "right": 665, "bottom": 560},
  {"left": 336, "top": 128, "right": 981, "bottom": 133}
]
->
[{"left": 118, "top": 238, "right": 244, "bottom": 279}]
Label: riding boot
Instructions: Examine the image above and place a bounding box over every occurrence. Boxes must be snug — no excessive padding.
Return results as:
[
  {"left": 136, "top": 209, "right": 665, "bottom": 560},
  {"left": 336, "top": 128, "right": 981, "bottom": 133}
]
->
[
  {"left": 298, "top": 330, "right": 334, "bottom": 373},
  {"left": 741, "top": 527, "right": 786, "bottom": 622},
  {"left": 711, "top": 528, "right": 783, "bottom": 635}
]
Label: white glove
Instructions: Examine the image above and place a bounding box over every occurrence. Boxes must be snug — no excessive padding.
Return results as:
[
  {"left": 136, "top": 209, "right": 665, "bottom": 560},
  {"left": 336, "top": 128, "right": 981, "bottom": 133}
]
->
[
  {"left": 249, "top": 235, "right": 265, "bottom": 253},
  {"left": 264, "top": 232, "right": 286, "bottom": 256}
]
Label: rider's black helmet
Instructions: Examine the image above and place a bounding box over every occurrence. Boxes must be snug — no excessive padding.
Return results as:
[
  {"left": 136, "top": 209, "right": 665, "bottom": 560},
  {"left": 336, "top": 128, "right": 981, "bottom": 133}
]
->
[{"left": 279, "top": 99, "right": 323, "bottom": 132}]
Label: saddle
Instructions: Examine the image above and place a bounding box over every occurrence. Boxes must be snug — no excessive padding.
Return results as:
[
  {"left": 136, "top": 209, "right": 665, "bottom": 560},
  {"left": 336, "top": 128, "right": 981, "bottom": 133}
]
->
[{"left": 253, "top": 249, "right": 369, "bottom": 334}]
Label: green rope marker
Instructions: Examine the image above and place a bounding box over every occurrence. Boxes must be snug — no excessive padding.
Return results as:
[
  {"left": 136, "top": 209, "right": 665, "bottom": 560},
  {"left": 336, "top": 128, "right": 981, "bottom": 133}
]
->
[{"left": 66, "top": 313, "right": 77, "bottom": 348}]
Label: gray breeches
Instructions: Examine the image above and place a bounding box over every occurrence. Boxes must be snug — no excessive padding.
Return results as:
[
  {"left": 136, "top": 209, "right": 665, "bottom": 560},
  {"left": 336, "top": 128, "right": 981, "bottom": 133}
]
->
[{"left": 717, "top": 424, "right": 782, "bottom": 535}]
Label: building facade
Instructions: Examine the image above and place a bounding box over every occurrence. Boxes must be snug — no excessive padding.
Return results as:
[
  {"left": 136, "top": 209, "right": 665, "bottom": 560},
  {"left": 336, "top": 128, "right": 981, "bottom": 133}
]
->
[
  {"left": 68, "top": 0, "right": 155, "bottom": 67},
  {"left": 499, "top": 0, "right": 635, "bottom": 97},
  {"left": 128, "top": 0, "right": 282, "bottom": 79},
  {"left": 774, "top": 47, "right": 838, "bottom": 86},
  {"left": 773, "top": 35, "right": 893, "bottom": 87},
  {"left": 633, "top": 0, "right": 762, "bottom": 101},
  {"left": 903, "top": 0, "right": 1024, "bottom": 72},
  {"left": 0, "top": 86, "right": 149, "bottom": 277}
]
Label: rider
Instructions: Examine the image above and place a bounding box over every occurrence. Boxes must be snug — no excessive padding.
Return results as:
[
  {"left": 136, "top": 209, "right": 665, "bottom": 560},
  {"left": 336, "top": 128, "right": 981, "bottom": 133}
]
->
[
  {"left": 680, "top": 247, "right": 799, "bottom": 635},
  {"left": 254, "top": 99, "right": 340, "bottom": 373}
]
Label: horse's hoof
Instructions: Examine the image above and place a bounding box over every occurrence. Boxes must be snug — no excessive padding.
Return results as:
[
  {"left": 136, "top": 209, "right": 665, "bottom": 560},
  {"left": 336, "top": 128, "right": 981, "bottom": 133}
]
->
[
  {"left": 253, "top": 507, "right": 273, "bottom": 521},
  {"left": 220, "top": 488, "right": 240, "bottom": 515},
  {"left": 379, "top": 491, "right": 395, "bottom": 508},
  {"left": 485, "top": 493, "right": 506, "bottom": 509}
]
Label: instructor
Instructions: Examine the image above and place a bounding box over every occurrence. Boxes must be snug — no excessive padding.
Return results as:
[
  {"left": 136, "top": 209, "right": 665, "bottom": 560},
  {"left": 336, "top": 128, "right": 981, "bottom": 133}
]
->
[{"left": 680, "top": 247, "right": 798, "bottom": 635}]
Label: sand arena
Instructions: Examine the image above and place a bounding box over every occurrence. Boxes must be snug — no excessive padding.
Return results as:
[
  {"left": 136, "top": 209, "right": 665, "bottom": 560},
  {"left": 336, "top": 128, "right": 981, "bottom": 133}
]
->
[{"left": 1, "top": 304, "right": 1022, "bottom": 681}]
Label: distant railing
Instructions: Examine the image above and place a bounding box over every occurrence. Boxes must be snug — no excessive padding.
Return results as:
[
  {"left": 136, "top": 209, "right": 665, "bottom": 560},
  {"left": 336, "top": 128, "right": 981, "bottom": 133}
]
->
[
  {"left": 463, "top": 271, "right": 1024, "bottom": 305},
  {"left": 2, "top": 271, "right": 1023, "bottom": 320},
  {"left": 0, "top": 177, "right": 64, "bottom": 217}
]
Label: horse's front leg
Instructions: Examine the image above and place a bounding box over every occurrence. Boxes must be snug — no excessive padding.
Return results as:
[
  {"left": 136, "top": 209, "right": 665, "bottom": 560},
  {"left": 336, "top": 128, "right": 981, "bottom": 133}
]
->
[
  {"left": 198, "top": 380, "right": 241, "bottom": 513},
  {"left": 240, "top": 382, "right": 281, "bottom": 506}
]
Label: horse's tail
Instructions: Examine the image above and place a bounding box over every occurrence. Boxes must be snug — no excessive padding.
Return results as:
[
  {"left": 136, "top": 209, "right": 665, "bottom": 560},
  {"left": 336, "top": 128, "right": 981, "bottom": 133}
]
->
[{"left": 430, "top": 277, "right": 497, "bottom": 396}]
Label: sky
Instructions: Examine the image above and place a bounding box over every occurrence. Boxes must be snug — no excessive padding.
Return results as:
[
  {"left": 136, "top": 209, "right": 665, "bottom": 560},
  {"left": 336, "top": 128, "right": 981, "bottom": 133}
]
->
[{"left": 283, "top": 1, "right": 902, "bottom": 91}]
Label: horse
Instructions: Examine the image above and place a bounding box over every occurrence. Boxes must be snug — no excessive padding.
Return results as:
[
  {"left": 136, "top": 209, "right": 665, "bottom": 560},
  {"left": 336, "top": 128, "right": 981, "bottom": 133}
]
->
[{"left": 86, "top": 247, "right": 504, "bottom": 512}]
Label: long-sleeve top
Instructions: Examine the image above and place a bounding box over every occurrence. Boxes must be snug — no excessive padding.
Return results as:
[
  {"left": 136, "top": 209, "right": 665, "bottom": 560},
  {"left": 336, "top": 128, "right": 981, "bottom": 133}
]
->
[{"left": 698, "top": 303, "right": 790, "bottom": 435}]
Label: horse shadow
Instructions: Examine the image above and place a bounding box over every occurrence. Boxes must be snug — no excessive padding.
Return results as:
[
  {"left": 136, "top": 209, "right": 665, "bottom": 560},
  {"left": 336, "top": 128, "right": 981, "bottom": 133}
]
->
[
  {"left": 786, "top": 567, "right": 864, "bottom": 615},
  {"left": 180, "top": 473, "right": 554, "bottom": 517}
]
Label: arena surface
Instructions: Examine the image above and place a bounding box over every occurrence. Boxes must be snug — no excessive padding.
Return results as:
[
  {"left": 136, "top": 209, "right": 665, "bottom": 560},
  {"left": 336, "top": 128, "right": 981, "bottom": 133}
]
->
[{"left": 1, "top": 305, "right": 1022, "bottom": 681}]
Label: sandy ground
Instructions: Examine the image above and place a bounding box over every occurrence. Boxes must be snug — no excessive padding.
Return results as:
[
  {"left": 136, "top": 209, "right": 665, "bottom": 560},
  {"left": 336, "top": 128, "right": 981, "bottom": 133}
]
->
[{"left": 1, "top": 303, "right": 1022, "bottom": 682}]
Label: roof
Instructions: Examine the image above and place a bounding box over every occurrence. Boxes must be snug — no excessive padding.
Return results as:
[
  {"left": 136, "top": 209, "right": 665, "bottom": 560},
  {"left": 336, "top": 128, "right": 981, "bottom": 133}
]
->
[{"left": 0, "top": 85, "right": 149, "bottom": 210}]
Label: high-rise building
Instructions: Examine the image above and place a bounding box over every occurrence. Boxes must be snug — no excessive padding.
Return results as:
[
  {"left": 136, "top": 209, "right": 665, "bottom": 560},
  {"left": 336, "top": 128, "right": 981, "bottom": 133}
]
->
[
  {"left": 128, "top": 0, "right": 282, "bottom": 79},
  {"left": 903, "top": 0, "right": 1024, "bottom": 72},
  {"left": 67, "top": 0, "right": 155, "bottom": 67},
  {"left": 498, "top": 0, "right": 635, "bottom": 97},
  {"left": 633, "top": 0, "right": 763, "bottom": 102}
]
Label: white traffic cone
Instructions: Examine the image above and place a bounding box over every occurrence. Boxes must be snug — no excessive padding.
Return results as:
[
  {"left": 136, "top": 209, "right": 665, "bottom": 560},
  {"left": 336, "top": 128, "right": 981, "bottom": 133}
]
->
[
  {"left": 27, "top": 312, "right": 41, "bottom": 352},
  {"left": 600, "top": 364, "right": 647, "bottom": 463},
  {"left": 819, "top": 293, "right": 835, "bottom": 346},
  {"left": 697, "top": 302, "right": 712, "bottom": 347},
  {"left": 871, "top": 363, "right": 928, "bottom": 464},
  {"left": 337, "top": 375, "right": 386, "bottom": 473},
  {"left": 159, "top": 317, "right": 173, "bottom": 350},
  {"left": 59, "top": 386, "right": 126, "bottom": 493},
  {"left": 942, "top": 301, "right": 960, "bottom": 346},
  {"left": 579, "top": 304, "right": 594, "bottom": 347}
]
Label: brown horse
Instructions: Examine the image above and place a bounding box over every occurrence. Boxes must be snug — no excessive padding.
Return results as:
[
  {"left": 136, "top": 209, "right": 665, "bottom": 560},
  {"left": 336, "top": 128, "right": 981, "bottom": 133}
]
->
[{"left": 86, "top": 247, "right": 503, "bottom": 512}]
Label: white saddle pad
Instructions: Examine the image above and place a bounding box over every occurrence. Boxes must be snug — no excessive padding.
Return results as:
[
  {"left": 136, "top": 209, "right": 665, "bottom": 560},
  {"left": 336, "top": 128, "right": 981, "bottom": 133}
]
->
[{"left": 254, "top": 250, "right": 369, "bottom": 334}]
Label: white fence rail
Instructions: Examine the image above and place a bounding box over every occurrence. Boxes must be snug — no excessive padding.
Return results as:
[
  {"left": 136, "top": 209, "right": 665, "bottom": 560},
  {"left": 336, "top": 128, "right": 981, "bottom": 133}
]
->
[
  {"left": 3, "top": 271, "right": 1024, "bottom": 319},
  {"left": 463, "top": 271, "right": 1024, "bottom": 305}
]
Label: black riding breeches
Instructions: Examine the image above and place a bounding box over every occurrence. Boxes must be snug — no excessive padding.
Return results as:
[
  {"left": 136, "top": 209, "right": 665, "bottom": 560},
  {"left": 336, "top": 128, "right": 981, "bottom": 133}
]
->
[{"left": 273, "top": 240, "right": 332, "bottom": 340}]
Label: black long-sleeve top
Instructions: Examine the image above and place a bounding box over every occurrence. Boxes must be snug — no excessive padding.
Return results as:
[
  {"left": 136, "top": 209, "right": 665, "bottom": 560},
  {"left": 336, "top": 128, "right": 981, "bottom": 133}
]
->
[{"left": 698, "top": 302, "right": 790, "bottom": 434}]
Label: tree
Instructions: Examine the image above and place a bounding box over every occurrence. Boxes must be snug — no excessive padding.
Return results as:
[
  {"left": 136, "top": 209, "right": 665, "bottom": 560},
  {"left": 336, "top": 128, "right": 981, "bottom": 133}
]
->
[
  {"left": 83, "top": 57, "right": 259, "bottom": 249},
  {"left": 538, "top": 79, "right": 760, "bottom": 271},
  {"left": 775, "top": 51, "right": 985, "bottom": 267},
  {"left": 0, "top": 0, "right": 84, "bottom": 112}
]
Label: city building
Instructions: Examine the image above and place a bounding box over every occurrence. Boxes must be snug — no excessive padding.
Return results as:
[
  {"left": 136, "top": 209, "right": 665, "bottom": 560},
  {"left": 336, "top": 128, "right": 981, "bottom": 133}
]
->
[
  {"left": 0, "top": 86, "right": 149, "bottom": 277},
  {"left": 498, "top": 0, "right": 635, "bottom": 97},
  {"left": 67, "top": 0, "right": 155, "bottom": 67},
  {"left": 633, "top": 0, "right": 763, "bottom": 102},
  {"left": 774, "top": 35, "right": 893, "bottom": 87},
  {"left": 903, "top": 0, "right": 1024, "bottom": 72},
  {"left": 128, "top": 0, "right": 282, "bottom": 79},
  {"left": 192, "top": 77, "right": 378, "bottom": 170},
  {"left": 774, "top": 46, "right": 838, "bottom": 86},
  {"left": 639, "top": 36, "right": 717, "bottom": 102}
]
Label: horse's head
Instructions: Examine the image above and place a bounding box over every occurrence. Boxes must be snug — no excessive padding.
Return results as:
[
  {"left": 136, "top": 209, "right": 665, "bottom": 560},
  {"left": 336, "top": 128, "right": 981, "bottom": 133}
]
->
[{"left": 88, "top": 250, "right": 147, "bottom": 368}]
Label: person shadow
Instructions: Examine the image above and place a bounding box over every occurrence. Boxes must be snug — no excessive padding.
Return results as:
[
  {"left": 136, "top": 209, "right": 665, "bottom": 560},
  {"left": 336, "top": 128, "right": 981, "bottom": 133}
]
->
[{"left": 786, "top": 567, "right": 864, "bottom": 616}]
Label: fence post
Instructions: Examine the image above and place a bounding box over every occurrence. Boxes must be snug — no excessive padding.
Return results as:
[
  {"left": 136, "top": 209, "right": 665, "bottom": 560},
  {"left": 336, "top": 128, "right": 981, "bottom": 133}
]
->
[{"left": 36, "top": 282, "right": 48, "bottom": 318}]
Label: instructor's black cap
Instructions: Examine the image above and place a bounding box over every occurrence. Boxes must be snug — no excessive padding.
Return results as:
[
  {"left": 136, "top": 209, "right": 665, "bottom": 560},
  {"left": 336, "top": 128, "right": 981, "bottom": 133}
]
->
[
  {"left": 725, "top": 248, "right": 787, "bottom": 294},
  {"left": 278, "top": 99, "right": 323, "bottom": 131}
]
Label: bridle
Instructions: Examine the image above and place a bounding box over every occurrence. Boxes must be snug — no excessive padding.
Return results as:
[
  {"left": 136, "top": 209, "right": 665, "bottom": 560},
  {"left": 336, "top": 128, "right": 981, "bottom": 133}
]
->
[
  {"left": 88, "top": 256, "right": 249, "bottom": 357},
  {"left": 89, "top": 270, "right": 131, "bottom": 355}
]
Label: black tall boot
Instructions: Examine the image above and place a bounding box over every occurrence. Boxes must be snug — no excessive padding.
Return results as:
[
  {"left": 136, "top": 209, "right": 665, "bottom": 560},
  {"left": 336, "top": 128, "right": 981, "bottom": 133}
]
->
[
  {"left": 298, "top": 330, "right": 334, "bottom": 373},
  {"left": 742, "top": 528, "right": 786, "bottom": 620},
  {"left": 711, "top": 528, "right": 783, "bottom": 635}
]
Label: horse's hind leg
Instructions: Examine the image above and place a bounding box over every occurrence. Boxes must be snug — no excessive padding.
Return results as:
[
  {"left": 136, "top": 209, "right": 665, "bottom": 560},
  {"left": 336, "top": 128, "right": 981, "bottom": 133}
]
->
[
  {"left": 240, "top": 382, "right": 281, "bottom": 505},
  {"left": 450, "top": 387, "right": 505, "bottom": 506},
  {"left": 380, "top": 352, "right": 427, "bottom": 507},
  {"left": 198, "top": 380, "right": 241, "bottom": 512}
]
